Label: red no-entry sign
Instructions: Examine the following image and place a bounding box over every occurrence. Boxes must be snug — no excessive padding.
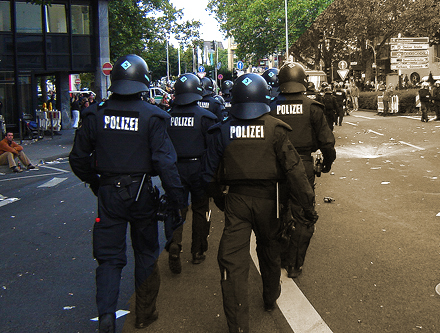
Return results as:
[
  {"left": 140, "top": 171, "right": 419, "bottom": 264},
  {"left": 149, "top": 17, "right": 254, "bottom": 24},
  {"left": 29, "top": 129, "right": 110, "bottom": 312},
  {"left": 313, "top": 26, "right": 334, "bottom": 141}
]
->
[
  {"left": 102, "top": 62, "right": 113, "bottom": 76},
  {"left": 75, "top": 78, "right": 81, "bottom": 84}
]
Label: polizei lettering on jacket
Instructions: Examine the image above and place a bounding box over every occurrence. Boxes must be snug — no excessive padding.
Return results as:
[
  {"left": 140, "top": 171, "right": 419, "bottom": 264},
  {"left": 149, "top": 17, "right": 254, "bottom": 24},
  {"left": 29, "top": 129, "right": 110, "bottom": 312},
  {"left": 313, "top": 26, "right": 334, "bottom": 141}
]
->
[
  {"left": 229, "top": 120, "right": 265, "bottom": 139},
  {"left": 170, "top": 113, "right": 195, "bottom": 127},
  {"left": 103, "top": 110, "right": 139, "bottom": 132},
  {"left": 198, "top": 101, "right": 210, "bottom": 109},
  {"left": 276, "top": 100, "right": 303, "bottom": 115}
]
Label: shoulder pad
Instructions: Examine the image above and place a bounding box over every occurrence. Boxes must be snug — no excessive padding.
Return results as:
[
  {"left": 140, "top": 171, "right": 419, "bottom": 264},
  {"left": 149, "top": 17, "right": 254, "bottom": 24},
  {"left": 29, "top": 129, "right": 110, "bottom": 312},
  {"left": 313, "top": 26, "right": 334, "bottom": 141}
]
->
[
  {"left": 270, "top": 115, "right": 292, "bottom": 131},
  {"left": 81, "top": 103, "right": 99, "bottom": 118},
  {"left": 207, "top": 121, "right": 222, "bottom": 134},
  {"left": 198, "top": 106, "right": 218, "bottom": 120}
]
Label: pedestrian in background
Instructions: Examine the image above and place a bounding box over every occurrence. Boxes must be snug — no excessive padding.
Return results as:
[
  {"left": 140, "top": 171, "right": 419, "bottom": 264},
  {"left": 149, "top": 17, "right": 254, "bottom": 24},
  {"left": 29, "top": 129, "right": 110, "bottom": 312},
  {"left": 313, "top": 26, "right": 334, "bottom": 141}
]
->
[
  {"left": 351, "top": 82, "right": 360, "bottom": 111},
  {"left": 70, "top": 94, "right": 80, "bottom": 129},
  {"left": 270, "top": 62, "right": 336, "bottom": 278},
  {"left": 382, "top": 84, "right": 394, "bottom": 117},
  {"left": 419, "top": 82, "right": 431, "bottom": 122},
  {"left": 166, "top": 73, "right": 217, "bottom": 273},
  {"left": 202, "top": 73, "right": 318, "bottom": 333},
  {"left": 69, "top": 54, "right": 184, "bottom": 333},
  {"left": 0, "top": 132, "right": 36, "bottom": 172},
  {"left": 431, "top": 80, "right": 440, "bottom": 121}
]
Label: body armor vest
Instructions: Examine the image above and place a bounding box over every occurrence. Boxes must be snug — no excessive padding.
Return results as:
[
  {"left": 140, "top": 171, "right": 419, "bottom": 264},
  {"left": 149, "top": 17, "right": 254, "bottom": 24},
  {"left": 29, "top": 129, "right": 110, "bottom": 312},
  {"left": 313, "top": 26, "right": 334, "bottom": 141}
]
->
[
  {"left": 216, "top": 113, "right": 290, "bottom": 181},
  {"left": 92, "top": 98, "right": 169, "bottom": 174},
  {"left": 198, "top": 95, "right": 223, "bottom": 122},
  {"left": 270, "top": 94, "right": 321, "bottom": 152},
  {"left": 167, "top": 104, "right": 216, "bottom": 158}
]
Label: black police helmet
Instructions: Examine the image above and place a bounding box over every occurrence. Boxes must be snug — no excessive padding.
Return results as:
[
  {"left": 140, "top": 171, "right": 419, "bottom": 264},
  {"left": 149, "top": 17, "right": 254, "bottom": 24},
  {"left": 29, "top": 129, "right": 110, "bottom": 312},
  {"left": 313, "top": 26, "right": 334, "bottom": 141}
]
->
[
  {"left": 230, "top": 73, "right": 271, "bottom": 120},
  {"left": 214, "top": 95, "right": 225, "bottom": 105},
  {"left": 108, "top": 54, "right": 151, "bottom": 95},
  {"left": 173, "top": 73, "right": 203, "bottom": 105},
  {"left": 278, "top": 62, "right": 308, "bottom": 94},
  {"left": 221, "top": 80, "right": 234, "bottom": 95},
  {"left": 201, "top": 77, "right": 215, "bottom": 97},
  {"left": 262, "top": 68, "right": 279, "bottom": 88}
]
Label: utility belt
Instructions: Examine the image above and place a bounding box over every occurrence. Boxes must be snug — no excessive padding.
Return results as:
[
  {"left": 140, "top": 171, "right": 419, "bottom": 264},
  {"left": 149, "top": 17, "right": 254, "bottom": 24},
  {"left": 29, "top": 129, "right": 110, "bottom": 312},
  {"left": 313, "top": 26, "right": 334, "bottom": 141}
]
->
[
  {"left": 100, "top": 174, "right": 153, "bottom": 201},
  {"left": 177, "top": 157, "right": 200, "bottom": 162},
  {"left": 228, "top": 185, "right": 276, "bottom": 200}
]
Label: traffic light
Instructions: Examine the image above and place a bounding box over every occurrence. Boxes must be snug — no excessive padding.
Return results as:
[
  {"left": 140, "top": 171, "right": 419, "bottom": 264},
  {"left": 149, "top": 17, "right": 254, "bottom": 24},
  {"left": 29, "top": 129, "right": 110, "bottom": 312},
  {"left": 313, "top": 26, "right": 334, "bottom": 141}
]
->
[
  {"left": 208, "top": 70, "right": 213, "bottom": 78},
  {"left": 211, "top": 40, "right": 216, "bottom": 50},
  {"left": 233, "top": 69, "right": 237, "bottom": 80},
  {"left": 319, "top": 32, "right": 324, "bottom": 42}
]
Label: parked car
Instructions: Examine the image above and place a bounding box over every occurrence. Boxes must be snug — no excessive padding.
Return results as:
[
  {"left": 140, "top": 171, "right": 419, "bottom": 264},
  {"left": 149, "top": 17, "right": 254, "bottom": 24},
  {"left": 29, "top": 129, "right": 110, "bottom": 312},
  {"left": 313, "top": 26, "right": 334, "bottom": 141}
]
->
[{"left": 149, "top": 87, "right": 167, "bottom": 104}]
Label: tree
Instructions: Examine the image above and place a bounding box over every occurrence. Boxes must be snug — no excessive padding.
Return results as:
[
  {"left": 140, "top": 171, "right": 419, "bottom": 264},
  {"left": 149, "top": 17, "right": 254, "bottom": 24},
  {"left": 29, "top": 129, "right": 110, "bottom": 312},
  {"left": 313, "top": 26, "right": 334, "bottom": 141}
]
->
[
  {"left": 207, "top": 0, "right": 332, "bottom": 62},
  {"left": 108, "top": 0, "right": 202, "bottom": 79},
  {"left": 291, "top": 0, "right": 440, "bottom": 81}
]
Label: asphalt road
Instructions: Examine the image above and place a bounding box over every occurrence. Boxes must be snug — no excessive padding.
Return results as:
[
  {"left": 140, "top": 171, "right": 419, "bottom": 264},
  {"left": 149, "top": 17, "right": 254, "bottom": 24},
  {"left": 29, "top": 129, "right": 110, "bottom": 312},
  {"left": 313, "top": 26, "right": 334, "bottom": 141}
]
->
[{"left": 1, "top": 110, "right": 439, "bottom": 332}]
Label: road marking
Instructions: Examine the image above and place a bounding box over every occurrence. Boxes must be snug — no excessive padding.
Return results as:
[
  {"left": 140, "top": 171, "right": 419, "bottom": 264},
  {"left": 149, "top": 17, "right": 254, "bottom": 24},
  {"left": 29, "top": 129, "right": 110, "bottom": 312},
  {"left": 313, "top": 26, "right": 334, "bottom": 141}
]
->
[
  {"left": 38, "top": 177, "right": 68, "bottom": 188},
  {"left": 39, "top": 164, "right": 70, "bottom": 173},
  {"left": 250, "top": 232, "right": 332, "bottom": 333},
  {"left": 352, "top": 115, "right": 375, "bottom": 120},
  {"left": 344, "top": 122, "right": 358, "bottom": 126},
  {"left": 367, "top": 129, "right": 384, "bottom": 136},
  {"left": 398, "top": 141, "right": 425, "bottom": 150},
  {"left": 0, "top": 196, "right": 20, "bottom": 207}
]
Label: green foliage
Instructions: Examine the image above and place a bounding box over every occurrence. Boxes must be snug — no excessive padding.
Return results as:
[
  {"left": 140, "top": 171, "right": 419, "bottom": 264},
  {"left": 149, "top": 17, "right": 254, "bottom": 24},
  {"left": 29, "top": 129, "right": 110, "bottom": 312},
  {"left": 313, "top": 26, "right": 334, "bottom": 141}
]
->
[
  {"left": 207, "top": 0, "right": 332, "bottom": 61},
  {"left": 359, "top": 89, "right": 420, "bottom": 113},
  {"left": 292, "top": 0, "right": 440, "bottom": 74},
  {"left": 108, "top": 0, "right": 202, "bottom": 79}
]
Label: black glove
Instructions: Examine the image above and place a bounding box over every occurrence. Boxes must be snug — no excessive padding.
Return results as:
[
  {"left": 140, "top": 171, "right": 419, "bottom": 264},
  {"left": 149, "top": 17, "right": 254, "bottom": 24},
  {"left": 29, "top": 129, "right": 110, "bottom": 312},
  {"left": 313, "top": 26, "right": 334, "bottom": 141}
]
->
[
  {"left": 213, "top": 194, "right": 226, "bottom": 211},
  {"left": 89, "top": 181, "right": 100, "bottom": 197},
  {"left": 321, "top": 163, "right": 332, "bottom": 173},
  {"left": 304, "top": 209, "right": 319, "bottom": 225}
]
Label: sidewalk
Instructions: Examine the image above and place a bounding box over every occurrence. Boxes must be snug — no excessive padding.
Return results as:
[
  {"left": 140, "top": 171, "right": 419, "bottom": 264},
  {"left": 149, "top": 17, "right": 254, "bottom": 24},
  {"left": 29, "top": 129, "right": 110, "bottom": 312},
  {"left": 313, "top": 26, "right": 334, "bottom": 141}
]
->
[{"left": 0, "top": 129, "right": 75, "bottom": 173}]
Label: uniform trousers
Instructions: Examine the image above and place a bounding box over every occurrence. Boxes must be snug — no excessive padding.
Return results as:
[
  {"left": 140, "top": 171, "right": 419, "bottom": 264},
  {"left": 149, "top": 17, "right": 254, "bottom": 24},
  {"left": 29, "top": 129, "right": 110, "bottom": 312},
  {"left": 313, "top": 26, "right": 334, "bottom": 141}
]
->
[
  {"left": 218, "top": 191, "right": 281, "bottom": 333},
  {"left": 0, "top": 151, "right": 31, "bottom": 168},
  {"left": 336, "top": 106, "right": 344, "bottom": 125},
  {"left": 94, "top": 178, "right": 160, "bottom": 317},
  {"left": 281, "top": 156, "right": 315, "bottom": 270},
  {"left": 171, "top": 159, "right": 209, "bottom": 255},
  {"left": 420, "top": 101, "right": 430, "bottom": 122}
]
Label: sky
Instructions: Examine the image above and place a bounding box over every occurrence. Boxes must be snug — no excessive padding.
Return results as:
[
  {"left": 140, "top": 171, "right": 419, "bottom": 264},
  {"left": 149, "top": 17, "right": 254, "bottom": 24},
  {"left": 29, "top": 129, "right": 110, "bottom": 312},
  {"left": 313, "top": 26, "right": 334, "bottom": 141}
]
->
[{"left": 170, "top": 0, "right": 227, "bottom": 46}]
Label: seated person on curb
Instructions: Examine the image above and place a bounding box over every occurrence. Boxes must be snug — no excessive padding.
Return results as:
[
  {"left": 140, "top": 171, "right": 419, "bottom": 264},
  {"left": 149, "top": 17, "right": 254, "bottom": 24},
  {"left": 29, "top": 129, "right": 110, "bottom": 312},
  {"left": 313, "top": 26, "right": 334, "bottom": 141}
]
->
[{"left": 0, "top": 132, "right": 36, "bottom": 172}]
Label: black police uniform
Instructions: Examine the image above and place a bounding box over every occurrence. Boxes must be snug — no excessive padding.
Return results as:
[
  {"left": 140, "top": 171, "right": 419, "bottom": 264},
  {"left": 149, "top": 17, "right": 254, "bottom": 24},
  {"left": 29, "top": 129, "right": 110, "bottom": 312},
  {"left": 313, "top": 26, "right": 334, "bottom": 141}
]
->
[
  {"left": 198, "top": 93, "right": 225, "bottom": 122},
  {"left": 321, "top": 90, "right": 338, "bottom": 131},
  {"left": 270, "top": 92, "right": 336, "bottom": 276},
  {"left": 223, "top": 93, "right": 232, "bottom": 117},
  {"left": 202, "top": 73, "right": 317, "bottom": 333},
  {"left": 167, "top": 102, "right": 217, "bottom": 263},
  {"left": 69, "top": 96, "right": 184, "bottom": 328},
  {"left": 334, "top": 87, "right": 346, "bottom": 126},
  {"left": 419, "top": 86, "right": 431, "bottom": 122}
]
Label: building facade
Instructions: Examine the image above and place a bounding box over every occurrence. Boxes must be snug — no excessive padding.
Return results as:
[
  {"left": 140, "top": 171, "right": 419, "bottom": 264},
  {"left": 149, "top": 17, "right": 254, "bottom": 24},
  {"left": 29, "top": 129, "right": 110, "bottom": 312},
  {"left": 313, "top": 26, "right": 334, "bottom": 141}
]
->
[{"left": 0, "top": 0, "right": 109, "bottom": 135}]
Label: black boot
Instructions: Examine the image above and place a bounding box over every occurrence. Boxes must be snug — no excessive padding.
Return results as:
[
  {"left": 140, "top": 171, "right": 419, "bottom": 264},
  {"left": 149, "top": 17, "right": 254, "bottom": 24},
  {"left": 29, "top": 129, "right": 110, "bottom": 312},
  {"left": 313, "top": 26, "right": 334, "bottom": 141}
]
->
[{"left": 99, "top": 313, "right": 115, "bottom": 333}]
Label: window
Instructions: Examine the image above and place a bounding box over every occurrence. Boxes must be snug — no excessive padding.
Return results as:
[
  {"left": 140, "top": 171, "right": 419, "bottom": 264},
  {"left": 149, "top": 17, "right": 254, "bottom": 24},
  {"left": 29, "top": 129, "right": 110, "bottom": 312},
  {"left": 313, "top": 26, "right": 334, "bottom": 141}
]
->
[
  {"left": 71, "top": 5, "right": 91, "bottom": 35},
  {"left": 0, "top": 1, "right": 11, "bottom": 32},
  {"left": 46, "top": 4, "right": 67, "bottom": 33},
  {"left": 16, "top": 2, "right": 42, "bottom": 33}
]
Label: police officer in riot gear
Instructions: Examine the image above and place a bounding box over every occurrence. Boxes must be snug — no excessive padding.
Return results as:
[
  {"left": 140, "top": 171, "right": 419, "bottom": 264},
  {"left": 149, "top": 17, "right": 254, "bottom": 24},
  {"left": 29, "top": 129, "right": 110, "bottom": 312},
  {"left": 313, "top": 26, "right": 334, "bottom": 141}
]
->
[
  {"left": 202, "top": 73, "right": 318, "bottom": 332},
  {"left": 334, "top": 82, "right": 347, "bottom": 125},
  {"left": 198, "top": 76, "right": 225, "bottom": 122},
  {"left": 270, "top": 62, "right": 336, "bottom": 279},
  {"left": 69, "top": 54, "right": 184, "bottom": 333},
  {"left": 221, "top": 79, "right": 233, "bottom": 110},
  {"left": 322, "top": 85, "right": 338, "bottom": 131},
  {"left": 305, "top": 81, "right": 319, "bottom": 101},
  {"left": 262, "top": 68, "right": 280, "bottom": 99},
  {"left": 166, "top": 73, "right": 217, "bottom": 273}
]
